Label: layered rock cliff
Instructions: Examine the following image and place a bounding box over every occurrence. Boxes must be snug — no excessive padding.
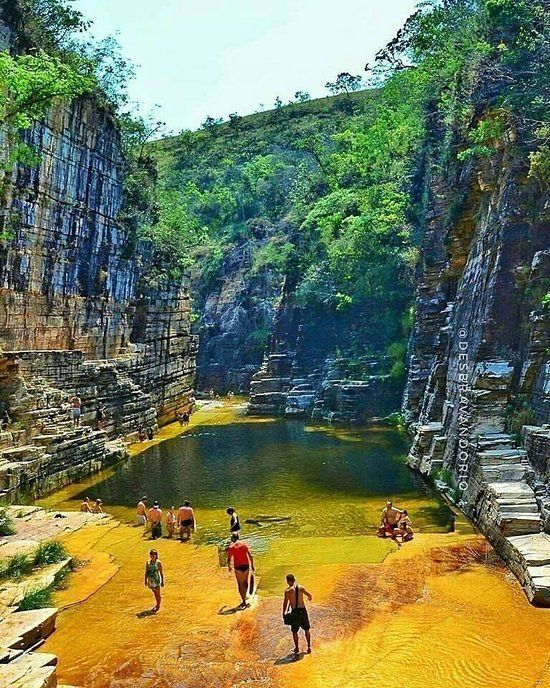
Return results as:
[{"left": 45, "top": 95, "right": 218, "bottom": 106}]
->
[
  {"left": 0, "top": 12, "right": 196, "bottom": 501},
  {"left": 403, "top": 123, "right": 550, "bottom": 603}
]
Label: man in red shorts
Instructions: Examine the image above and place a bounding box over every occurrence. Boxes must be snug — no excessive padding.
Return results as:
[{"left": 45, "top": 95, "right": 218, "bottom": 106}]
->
[
  {"left": 227, "top": 533, "right": 255, "bottom": 607},
  {"left": 377, "top": 499, "right": 402, "bottom": 539}
]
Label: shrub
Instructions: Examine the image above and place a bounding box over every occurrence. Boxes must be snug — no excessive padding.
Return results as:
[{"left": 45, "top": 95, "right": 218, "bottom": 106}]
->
[
  {"left": 33, "top": 540, "right": 68, "bottom": 567},
  {"left": 17, "top": 586, "right": 54, "bottom": 611},
  {"left": 0, "top": 509, "right": 16, "bottom": 536},
  {"left": 0, "top": 540, "right": 68, "bottom": 582},
  {"left": 0, "top": 552, "right": 33, "bottom": 581}
]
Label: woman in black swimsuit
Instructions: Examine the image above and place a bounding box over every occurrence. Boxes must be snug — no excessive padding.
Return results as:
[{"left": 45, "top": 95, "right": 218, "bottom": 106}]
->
[{"left": 226, "top": 506, "right": 241, "bottom": 533}]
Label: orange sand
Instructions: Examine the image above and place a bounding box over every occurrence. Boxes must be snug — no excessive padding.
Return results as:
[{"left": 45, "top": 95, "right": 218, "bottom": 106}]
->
[{"left": 41, "top": 522, "right": 550, "bottom": 688}]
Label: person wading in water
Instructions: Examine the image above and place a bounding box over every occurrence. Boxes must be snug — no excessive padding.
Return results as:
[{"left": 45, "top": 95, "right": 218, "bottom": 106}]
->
[
  {"left": 227, "top": 533, "right": 254, "bottom": 608},
  {"left": 283, "top": 573, "right": 312, "bottom": 654},
  {"left": 226, "top": 506, "right": 241, "bottom": 533},
  {"left": 149, "top": 501, "right": 163, "bottom": 539},
  {"left": 144, "top": 549, "right": 164, "bottom": 613},
  {"left": 177, "top": 500, "right": 195, "bottom": 541},
  {"left": 136, "top": 496, "right": 148, "bottom": 527},
  {"left": 166, "top": 506, "right": 177, "bottom": 538}
]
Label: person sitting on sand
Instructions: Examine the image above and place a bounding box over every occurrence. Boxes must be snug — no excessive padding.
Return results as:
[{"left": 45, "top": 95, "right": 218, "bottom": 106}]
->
[
  {"left": 93, "top": 498, "right": 103, "bottom": 514},
  {"left": 137, "top": 496, "right": 148, "bottom": 526},
  {"left": 166, "top": 506, "right": 177, "bottom": 538},
  {"left": 80, "top": 497, "right": 92, "bottom": 513},
  {"left": 283, "top": 573, "right": 312, "bottom": 655},
  {"left": 227, "top": 533, "right": 254, "bottom": 608},
  {"left": 377, "top": 500, "right": 402, "bottom": 539},
  {"left": 149, "top": 501, "right": 163, "bottom": 539},
  {"left": 226, "top": 506, "right": 241, "bottom": 533},
  {"left": 395, "top": 509, "right": 414, "bottom": 541},
  {"left": 177, "top": 501, "right": 195, "bottom": 541},
  {"left": 144, "top": 549, "right": 164, "bottom": 613}
]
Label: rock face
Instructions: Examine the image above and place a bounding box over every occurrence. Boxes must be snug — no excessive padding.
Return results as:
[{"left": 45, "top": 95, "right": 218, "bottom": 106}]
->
[
  {"left": 247, "top": 276, "right": 403, "bottom": 423},
  {"left": 194, "top": 220, "right": 286, "bottom": 394},
  {"left": 403, "top": 126, "right": 550, "bottom": 604},
  {"left": 0, "top": 12, "right": 197, "bottom": 501}
]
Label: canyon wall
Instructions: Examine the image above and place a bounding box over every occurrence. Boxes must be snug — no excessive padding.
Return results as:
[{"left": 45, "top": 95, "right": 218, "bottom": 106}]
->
[
  {"left": 194, "top": 219, "right": 285, "bottom": 393},
  {"left": 247, "top": 276, "right": 403, "bottom": 423},
  {"left": 404, "top": 125, "right": 550, "bottom": 604},
  {"left": 0, "top": 11, "right": 196, "bottom": 501}
]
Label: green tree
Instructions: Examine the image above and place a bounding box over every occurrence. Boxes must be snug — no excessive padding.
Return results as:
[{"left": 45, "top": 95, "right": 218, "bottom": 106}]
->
[
  {"left": 325, "top": 72, "right": 363, "bottom": 97},
  {"left": 0, "top": 49, "right": 92, "bottom": 237}
]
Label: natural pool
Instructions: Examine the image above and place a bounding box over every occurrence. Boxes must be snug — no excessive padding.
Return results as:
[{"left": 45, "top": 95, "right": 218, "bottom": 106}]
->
[{"left": 40, "top": 403, "right": 550, "bottom": 688}]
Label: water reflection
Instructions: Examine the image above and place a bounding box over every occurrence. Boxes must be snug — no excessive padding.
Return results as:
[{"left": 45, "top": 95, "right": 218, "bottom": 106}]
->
[{"left": 70, "top": 420, "right": 453, "bottom": 542}]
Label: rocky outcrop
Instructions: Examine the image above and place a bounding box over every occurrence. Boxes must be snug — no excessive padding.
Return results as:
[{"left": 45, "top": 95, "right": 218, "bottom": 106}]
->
[
  {"left": 248, "top": 350, "right": 401, "bottom": 423},
  {"left": 403, "top": 119, "right": 550, "bottom": 603},
  {"left": 0, "top": 12, "right": 197, "bottom": 501},
  {"left": 194, "top": 220, "right": 286, "bottom": 394}
]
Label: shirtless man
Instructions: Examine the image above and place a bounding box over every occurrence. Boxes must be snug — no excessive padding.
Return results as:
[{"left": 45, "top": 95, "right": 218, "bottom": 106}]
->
[
  {"left": 177, "top": 500, "right": 195, "bottom": 541},
  {"left": 283, "top": 573, "right": 312, "bottom": 654},
  {"left": 92, "top": 498, "right": 103, "bottom": 514},
  {"left": 71, "top": 395, "right": 82, "bottom": 427},
  {"left": 137, "top": 496, "right": 148, "bottom": 527},
  {"left": 378, "top": 500, "right": 402, "bottom": 539},
  {"left": 149, "top": 501, "right": 163, "bottom": 539},
  {"left": 227, "top": 533, "right": 254, "bottom": 607},
  {"left": 80, "top": 497, "right": 92, "bottom": 513}
]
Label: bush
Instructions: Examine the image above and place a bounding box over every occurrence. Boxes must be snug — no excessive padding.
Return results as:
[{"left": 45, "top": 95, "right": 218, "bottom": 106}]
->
[
  {"left": 17, "top": 586, "right": 54, "bottom": 611},
  {"left": 0, "top": 552, "right": 34, "bottom": 581},
  {"left": 390, "top": 360, "right": 406, "bottom": 382},
  {"left": 34, "top": 541, "right": 68, "bottom": 567},
  {"left": 0, "top": 540, "right": 68, "bottom": 582},
  {"left": 0, "top": 509, "right": 16, "bottom": 536}
]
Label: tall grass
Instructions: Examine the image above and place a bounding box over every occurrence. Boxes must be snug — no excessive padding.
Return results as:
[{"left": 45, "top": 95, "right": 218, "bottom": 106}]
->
[
  {"left": 17, "top": 585, "right": 54, "bottom": 611},
  {"left": 0, "top": 540, "right": 69, "bottom": 581}
]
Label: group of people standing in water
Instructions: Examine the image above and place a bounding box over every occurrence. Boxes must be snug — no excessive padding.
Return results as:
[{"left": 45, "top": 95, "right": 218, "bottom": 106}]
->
[
  {"left": 138, "top": 498, "right": 414, "bottom": 655},
  {"left": 78, "top": 491, "right": 414, "bottom": 654},
  {"left": 139, "top": 500, "right": 313, "bottom": 654},
  {"left": 136, "top": 496, "right": 196, "bottom": 541}
]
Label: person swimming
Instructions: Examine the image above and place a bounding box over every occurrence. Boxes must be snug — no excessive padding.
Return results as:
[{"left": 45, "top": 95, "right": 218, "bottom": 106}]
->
[{"left": 144, "top": 549, "right": 164, "bottom": 613}]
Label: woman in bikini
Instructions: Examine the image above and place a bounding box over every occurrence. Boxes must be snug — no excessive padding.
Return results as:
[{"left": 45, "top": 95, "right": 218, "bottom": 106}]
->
[
  {"left": 395, "top": 509, "right": 414, "bottom": 541},
  {"left": 144, "top": 549, "right": 164, "bottom": 612},
  {"left": 227, "top": 533, "right": 254, "bottom": 607}
]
